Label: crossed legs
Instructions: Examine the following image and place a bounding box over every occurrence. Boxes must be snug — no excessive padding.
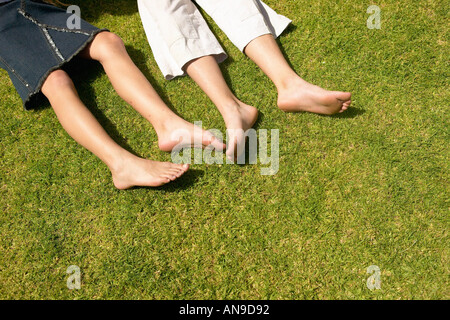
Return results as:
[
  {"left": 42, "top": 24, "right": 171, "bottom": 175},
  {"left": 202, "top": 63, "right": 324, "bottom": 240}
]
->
[
  {"left": 41, "top": 68, "right": 189, "bottom": 189},
  {"left": 40, "top": 31, "right": 227, "bottom": 189},
  {"left": 78, "top": 32, "right": 225, "bottom": 152}
]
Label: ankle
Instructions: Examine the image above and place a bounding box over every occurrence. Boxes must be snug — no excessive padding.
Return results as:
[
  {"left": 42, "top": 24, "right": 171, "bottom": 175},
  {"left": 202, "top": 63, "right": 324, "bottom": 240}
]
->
[
  {"left": 216, "top": 99, "right": 242, "bottom": 118},
  {"left": 107, "top": 150, "right": 134, "bottom": 176},
  {"left": 277, "top": 74, "right": 308, "bottom": 92},
  {"left": 152, "top": 115, "right": 178, "bottom": 136},
  {"left": 222, "top": 99, "right": 242, "bottom": 111}
]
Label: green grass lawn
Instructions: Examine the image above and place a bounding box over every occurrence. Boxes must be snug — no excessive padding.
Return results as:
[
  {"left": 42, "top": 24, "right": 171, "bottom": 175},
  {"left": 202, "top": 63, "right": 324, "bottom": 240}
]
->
[{"left": 0, "top": 0, "right": 448, "bottom": 299}]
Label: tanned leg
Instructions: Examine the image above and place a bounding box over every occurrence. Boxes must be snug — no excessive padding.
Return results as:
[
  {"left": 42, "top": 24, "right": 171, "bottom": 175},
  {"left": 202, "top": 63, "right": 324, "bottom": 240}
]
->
[
  {"left": 79, "top": 32, "right": 225, "bottom": 151},
  {"left": 244, "top": 34, "right": 351, "bottom": 115},
  {"left": 41, "top": 70, "right": 189, "bottom": 189},
  {"left": 184, "top": 55, "right": 258, "bottom": 159}
]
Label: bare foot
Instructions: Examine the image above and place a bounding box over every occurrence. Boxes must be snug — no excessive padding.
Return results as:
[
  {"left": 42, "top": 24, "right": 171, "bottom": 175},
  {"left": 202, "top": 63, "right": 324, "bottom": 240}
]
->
[
  {"left": 111, "top": 154, "right": 189, "bottom": 189},
  {"left": 221, "top": 100, "right": 259, "bottom": 160},
  {"left": 277, "top": 77, "right": 352, "bottom": 115},
  {"left": 155, "top": 116, "right": 226, "bottom": 152}
]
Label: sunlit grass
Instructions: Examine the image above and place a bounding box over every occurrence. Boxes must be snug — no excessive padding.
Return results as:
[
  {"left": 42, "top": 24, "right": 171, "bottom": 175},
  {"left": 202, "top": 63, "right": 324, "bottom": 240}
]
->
[{"left": 0, "top": 0, "right": 448, "bottom": 299}]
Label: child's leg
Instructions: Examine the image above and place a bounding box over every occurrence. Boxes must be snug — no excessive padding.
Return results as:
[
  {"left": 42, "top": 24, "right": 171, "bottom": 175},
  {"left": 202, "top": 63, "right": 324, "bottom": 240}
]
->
[
  {"left": 244, "top": 34, "right": 352, "bottom": 115},
  {"left": 196, "top": 0, "right": 351, "bottom": 115},
  {"left": 184, "top": 55, "right": 258, "bottom": 159},
  {"left": 41, "top": 69, "right": 189, "bottom": 189},
  {"left": 137, "top": 0, "right": 254, "bottom": 157},
  {"left": 79, "top": 32, "right": 225, "bottom": 152}
]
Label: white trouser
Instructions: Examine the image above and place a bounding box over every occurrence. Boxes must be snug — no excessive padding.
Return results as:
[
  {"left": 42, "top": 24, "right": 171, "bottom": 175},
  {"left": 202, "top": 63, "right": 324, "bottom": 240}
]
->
[{"left": 137, "top": 0, "right": 291, "bottom": 80}]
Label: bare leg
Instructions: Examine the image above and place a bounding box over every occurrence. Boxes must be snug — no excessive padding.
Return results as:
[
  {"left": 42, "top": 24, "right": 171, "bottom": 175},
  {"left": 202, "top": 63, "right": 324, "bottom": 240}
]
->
[
  {"left": 184, "top": 55, "right": 258, "bottom": 159},
  {"left": 41, "top": 70, "right": 189, "bottom": 189},
  {"left": 79, "top": 32, "right": 225, "bottom": 151},
  {"left": 244, "top": 34, "right": 352, "bottom": 115}
]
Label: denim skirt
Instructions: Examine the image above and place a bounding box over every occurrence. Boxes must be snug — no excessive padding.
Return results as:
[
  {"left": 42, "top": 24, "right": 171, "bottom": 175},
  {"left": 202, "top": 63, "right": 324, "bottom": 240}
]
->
[{"left": 0, "top": 0, "right": 106, "bottom": 109}]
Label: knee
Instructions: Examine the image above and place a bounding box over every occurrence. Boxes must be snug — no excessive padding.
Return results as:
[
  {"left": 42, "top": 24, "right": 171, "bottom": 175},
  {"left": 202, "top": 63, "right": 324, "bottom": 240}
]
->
[
  {"left": 41, "top": 70, "right": 73, "bottom": 96},
  {"left": 92, "top": 32, "right": 126, "bottom": 60}
]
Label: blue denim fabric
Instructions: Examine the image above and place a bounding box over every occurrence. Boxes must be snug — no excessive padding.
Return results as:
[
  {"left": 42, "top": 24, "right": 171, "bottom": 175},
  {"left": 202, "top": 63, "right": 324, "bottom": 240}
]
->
[{"left": 0, "top": 0, "right": 106, "bottom": 109}]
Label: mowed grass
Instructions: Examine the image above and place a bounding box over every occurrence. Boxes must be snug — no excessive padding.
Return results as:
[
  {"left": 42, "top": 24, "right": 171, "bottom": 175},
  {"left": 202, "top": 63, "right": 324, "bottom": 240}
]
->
[{"left": 0, "top": 0, "right": 448, "bottom": 299}]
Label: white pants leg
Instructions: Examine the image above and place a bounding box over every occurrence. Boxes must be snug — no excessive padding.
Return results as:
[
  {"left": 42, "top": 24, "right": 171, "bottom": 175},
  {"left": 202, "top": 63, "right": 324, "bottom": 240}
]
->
[
  {"left": 137, "top": 0, "right": 227, "bottom": 80},
  {"left": 137, "top": 0, "right": 291, "bottom": 80},
  {"left": 195, "top": 0, "right": 292, "bottom": 52}
]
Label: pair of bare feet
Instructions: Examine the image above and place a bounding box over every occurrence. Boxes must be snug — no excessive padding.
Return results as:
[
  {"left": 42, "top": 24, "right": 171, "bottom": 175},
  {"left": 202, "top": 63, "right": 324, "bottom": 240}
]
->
[{"left": 111, "top": 79, "right": 351, "bottom": 190}]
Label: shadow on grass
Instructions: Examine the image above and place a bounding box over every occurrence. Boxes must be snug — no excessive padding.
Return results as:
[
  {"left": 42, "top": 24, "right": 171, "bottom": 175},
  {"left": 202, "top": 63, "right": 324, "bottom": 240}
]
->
[
  {"left": 296, "top": 105, "right": 365, "bottom": 119},
  {"left": 130, "top": 168, "right": 205, "bottom": 192},
  {"left": 331, "top": 106, "right": 365, "bottom": 119},
  {"left": 70, "top": 0, "right": 138, "bottom": 20},
  {"left": 275, "top": 24, "right": 300, "bottom": 74}
]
